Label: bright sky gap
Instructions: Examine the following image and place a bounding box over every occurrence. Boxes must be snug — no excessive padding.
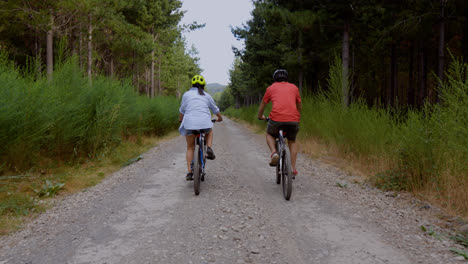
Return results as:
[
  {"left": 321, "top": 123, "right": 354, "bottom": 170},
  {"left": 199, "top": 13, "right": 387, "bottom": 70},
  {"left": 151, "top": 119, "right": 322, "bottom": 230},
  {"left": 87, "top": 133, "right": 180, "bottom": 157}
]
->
[{"left": 180, "top": 0, "right": 254, "bottom": 85}]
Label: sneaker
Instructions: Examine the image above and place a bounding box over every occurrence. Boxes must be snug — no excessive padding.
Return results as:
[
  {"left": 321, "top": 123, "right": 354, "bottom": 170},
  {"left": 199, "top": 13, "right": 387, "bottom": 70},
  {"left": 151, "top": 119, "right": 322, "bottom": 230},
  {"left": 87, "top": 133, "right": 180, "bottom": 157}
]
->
[
  {"left": 292, "top": 169, "right": 298, "bottom": 179},
  {"left": 186, "top": 172, "right": 193, "bottom": 181},
  {"left": 269, "top": 152, "right": 279, "bottom": 166},
  {"left": 206, "top": 147, "right": 216, "bottom": 160}
]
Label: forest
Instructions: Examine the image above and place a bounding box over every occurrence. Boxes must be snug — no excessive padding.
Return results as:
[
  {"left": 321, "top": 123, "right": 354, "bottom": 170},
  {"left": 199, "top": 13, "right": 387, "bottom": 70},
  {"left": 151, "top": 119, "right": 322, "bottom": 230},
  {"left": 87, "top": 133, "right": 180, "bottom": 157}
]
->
[
  {"left": 0, "top": 0, "right": 204, "bottom": 171},
  {"left": 221, "top": 0, "right": 467, "bottom": 215},
  {"left": 0, "top": 1, "right": 206, "bottom": 229},
  {"left": 220, "top": 0, "right": 468, "bottom": 109},
  {"left": 0, "top": 0, "right": 202, "bottom": 96}
]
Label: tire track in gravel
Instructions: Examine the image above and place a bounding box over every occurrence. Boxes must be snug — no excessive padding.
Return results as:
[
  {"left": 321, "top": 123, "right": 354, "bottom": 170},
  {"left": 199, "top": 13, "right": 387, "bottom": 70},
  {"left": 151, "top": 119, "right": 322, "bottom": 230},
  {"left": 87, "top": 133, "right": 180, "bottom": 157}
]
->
[{"left": 0, "top": 118, "right": 460, "bottom": 264}]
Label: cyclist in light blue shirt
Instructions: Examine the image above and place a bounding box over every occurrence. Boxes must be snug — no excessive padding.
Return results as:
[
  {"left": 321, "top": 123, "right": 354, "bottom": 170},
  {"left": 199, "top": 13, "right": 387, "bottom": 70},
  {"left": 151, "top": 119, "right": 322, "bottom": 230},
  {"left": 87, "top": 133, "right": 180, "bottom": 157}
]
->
[{"left": 179, "top": 75, "right": 223, "bottom": 181}]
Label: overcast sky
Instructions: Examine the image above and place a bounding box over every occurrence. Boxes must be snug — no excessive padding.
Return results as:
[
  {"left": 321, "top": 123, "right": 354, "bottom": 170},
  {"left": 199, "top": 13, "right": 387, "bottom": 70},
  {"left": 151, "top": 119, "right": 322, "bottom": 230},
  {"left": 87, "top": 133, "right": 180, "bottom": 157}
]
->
[{"left": 180, "top": 0, "right": 253, "bottom": 85}]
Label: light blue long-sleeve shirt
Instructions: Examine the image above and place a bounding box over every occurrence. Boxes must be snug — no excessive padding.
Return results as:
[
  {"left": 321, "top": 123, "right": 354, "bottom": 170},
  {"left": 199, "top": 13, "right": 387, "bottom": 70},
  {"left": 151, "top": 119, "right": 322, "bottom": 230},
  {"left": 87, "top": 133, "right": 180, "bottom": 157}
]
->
[{"left": 179, "top": 88, "right": 220, "bottom": 136}]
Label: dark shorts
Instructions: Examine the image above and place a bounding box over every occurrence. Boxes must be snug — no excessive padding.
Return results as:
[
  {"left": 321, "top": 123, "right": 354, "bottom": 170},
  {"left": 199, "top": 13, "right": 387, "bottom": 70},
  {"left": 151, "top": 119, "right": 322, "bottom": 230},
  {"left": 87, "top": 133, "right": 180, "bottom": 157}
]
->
[
  {"left": 267, "top": 119, "right": 299, "bottom": 141},
  {"left": 186, "top": 128, "right": 212, "bottom": 136}
]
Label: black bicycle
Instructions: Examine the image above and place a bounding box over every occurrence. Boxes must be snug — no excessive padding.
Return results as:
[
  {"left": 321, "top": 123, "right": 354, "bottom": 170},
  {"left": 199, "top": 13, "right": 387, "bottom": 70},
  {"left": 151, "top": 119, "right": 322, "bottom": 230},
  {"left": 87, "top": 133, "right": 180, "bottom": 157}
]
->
[
  {"left": 265, "top": 118, "right": 293, "bottom": 200},
  {"left": 192, "top": 119, "right": 217, "bottom": 195}
]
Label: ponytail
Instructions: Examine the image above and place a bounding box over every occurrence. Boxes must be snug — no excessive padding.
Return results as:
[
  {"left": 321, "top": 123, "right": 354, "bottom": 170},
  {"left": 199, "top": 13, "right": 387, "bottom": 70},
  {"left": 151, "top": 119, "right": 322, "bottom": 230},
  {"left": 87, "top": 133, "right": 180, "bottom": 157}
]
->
[{"left": 194, "top": 83, "right": 205, "bottom": 96}]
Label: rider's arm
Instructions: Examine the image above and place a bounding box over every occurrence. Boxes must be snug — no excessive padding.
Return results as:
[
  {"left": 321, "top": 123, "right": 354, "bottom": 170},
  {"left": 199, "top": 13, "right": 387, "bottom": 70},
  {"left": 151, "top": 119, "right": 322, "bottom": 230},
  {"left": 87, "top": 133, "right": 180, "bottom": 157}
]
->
[
  {"left": 215, "top": 112, "right": 223, "bottom": 122},
  {"left": 179, "top": 113, "right": 184, "bottom": 122},
  {"left": 296, "top": 102, "right": 302, "bottom": 113},
  {"left": 257, "top": 101, "right": 267, "bottom": 120}
]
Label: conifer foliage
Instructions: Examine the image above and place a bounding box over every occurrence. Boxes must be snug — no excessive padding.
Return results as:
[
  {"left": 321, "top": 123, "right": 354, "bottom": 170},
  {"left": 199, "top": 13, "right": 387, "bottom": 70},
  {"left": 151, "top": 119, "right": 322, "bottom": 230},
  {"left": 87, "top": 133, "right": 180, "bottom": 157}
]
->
[
  {"left": 230, "top": 0, "right": 468, "bottom": 109},
  {"left": 0, "top": 0, "right": 202, "bottom": 96}
]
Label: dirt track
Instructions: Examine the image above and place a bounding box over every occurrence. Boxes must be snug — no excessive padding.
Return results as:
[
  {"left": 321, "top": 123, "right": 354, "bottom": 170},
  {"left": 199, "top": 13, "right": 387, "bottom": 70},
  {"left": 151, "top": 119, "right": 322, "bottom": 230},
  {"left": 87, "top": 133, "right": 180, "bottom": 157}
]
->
[{"left": 0, "top": 119, "right": 464, "bottom": 264}]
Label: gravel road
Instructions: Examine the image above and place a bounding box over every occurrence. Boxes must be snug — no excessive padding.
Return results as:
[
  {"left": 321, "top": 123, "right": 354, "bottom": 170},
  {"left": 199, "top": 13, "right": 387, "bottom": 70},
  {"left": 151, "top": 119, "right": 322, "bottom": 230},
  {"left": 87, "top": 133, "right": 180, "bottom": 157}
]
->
[{"left": 0, "top": 119, "right": 465, "bottom": 264}]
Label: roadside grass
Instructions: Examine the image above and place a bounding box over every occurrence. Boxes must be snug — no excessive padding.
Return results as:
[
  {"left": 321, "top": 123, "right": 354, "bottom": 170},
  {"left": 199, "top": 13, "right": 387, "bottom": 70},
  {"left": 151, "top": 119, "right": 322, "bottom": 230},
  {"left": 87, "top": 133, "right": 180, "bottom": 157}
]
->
[
  {"left": 0, "top": 53, "right": 182, "bottom": 235},
  {"left": 0, "top": 133, "right": 177, "bottom": 235},
  {"left": 0, "top": 54, "right": 180, "bottom": 172},
  {"left": 223, "top": 59, "right": 468, "bottom": 218},
  {"left": 421, "top": 225, "right": 468, "bottom": 259}
]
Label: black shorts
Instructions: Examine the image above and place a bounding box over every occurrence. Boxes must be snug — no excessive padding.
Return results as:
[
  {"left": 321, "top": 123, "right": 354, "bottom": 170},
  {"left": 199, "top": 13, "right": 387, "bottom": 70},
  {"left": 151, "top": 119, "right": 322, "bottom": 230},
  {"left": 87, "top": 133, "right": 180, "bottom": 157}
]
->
[
  {"left": 186, "top": 128, "right": 212, "bottom": 136},
  {"left": 267, "top": 119, "right": 299, "bottom": 141}
]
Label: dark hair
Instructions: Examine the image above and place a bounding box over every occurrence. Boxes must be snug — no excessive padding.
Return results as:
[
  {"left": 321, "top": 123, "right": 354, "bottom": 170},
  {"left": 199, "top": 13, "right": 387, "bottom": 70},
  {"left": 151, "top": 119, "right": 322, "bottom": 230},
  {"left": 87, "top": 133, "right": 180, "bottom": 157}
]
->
[{"left": 194, "top": 83, "right": 205, "bottom": 95}]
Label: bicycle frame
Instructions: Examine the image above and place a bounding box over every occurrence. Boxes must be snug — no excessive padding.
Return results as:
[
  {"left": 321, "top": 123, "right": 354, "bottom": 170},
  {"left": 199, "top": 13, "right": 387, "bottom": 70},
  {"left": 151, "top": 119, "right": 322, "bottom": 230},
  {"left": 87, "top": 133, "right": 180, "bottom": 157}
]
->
[
  {"left": 192, "top": 119, "right": 216, "bottom": 195},
  {"left": 263, "top": 117, "right": 293, "bottom": 200},
  {"left": 277, "top": 130, "right": 286, "bottom": 159},
  {"left": 195, "top": 134, "right": 207, "bottom": 174}
]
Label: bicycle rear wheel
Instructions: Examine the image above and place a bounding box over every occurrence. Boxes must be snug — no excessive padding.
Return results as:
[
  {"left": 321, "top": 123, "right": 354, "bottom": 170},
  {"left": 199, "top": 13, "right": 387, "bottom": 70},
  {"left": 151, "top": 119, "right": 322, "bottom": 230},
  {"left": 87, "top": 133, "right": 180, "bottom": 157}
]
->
[
  {"left": 276, "top": 163, "right": 281, "bottom": 184},
  {"left": 282, "top": 146, "right": 293, "bottom": 200},
  {"left": 275, "top": 141, "right": 281, "bottom": 184},
  {"left": 201, "top": 143, "right": 207, "bottom": 182},
  {"left": 193, "top": 145, "right": 201, "bottom": 195}
]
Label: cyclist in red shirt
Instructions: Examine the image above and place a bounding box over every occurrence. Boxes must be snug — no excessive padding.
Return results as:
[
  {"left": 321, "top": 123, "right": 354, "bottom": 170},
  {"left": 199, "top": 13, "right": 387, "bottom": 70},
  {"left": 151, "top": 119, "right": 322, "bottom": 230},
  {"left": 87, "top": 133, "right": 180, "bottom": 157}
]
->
[{"left": 258, "top": 69, "right": 302, "bottom": 177}]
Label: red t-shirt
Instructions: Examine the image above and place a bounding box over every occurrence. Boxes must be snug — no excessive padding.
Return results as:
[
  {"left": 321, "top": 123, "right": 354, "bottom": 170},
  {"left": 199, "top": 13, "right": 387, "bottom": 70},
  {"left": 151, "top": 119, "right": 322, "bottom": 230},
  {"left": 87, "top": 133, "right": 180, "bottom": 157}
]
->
[{"left": 262, "top": 82, "right": 301, "bottom": 122}]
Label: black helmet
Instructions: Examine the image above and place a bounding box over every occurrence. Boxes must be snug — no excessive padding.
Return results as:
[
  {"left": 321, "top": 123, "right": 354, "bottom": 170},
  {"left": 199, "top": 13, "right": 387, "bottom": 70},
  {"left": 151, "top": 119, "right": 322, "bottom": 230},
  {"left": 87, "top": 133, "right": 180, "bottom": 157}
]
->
[{"left": 273, "top": 69, "right": 288, "bottom": 82}]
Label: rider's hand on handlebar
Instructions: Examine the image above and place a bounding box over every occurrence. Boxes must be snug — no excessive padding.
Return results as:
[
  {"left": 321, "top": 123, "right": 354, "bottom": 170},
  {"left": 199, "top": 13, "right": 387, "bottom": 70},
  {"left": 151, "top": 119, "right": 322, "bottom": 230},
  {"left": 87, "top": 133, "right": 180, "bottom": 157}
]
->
[{"left": 258, "top": 115, "right": 266, "bottom": 121}]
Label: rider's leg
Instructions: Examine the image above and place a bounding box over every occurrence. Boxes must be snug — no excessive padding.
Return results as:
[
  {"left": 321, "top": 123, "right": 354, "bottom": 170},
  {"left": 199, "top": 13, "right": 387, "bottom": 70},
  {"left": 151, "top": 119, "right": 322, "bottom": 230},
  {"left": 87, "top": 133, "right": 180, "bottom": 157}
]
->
[
  {"left": 185, "top": 135, "right": 196, "bottom": 172},
  {"left": 266, "top": 133, "right": 279, "bottom": 166},
  {"left": 205, "top": 130, "right": 216, "bottom": 160},
  {"left": 205, "top": 130, "right": 213, "bottom": 148},
  {"left": 266, "top": 133, "right": 277, "bottom": 154},
  {"left": 288, "top": 140, "right": 297, "bottom": 171}
]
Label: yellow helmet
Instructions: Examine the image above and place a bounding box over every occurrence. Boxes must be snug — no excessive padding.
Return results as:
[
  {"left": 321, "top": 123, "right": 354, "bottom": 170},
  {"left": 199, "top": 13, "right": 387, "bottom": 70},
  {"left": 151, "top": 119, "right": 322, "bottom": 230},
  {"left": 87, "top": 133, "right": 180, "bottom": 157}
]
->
[{"left": 191, "top": 75, "right": 206, "bottom": 86}]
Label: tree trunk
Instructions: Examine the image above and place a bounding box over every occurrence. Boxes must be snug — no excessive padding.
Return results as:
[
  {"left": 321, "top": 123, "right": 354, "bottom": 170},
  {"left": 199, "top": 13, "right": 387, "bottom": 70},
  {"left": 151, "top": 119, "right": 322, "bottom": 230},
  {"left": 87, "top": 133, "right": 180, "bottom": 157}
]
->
[
  {"left": 177, "top": 78, "right": 180, "bottom": 97},
  {"left": 35, "top": 30, "right": 39, "bottom": 59},
  {"left": 79, "top": 28, "right": 83, "bottom": 70},
  {"left": 35, "top": 29, "right": 41, "bottom": 79},
  {"left": 46, "top": 14, "right": 54, "bottom": 81},
  {"left": 437, "top": 0, "right": 446, "bottom": 103},
  {"left": 408, "top": 43, "right": 415, "bottom": 107},
  {"left": 158, "top": 60, "right": 162, "bottom": 96},
  {"left": 151, "top": 33, "right": 158, "bottom": 98},
  {"left": 87, "top": 14, "right": 93, "bottom": 80},
  {"left": 350, "top": 46, "right": 355, "bottom": 104},
  {"left": 418, "top": 49, "right": 427, "bottom": 107},
  {"left": 71, "top": 18, "right": 77, "bottom": 57},
  {"left": 342, "top": 20, "right": 350, "bottom": 107},
  {"left": 390, "top": 42, "right": 397, "bottom": 107},
  {"left": 463, "top": 18, "right": 468, "bottom": 64},
  {"left": 146, "top": 67, "right": 149, "bottom": 97},
  {"left": 298, "top": 30, "right": 303, "bottom": 92},
  {"left": 132, "top": 52, "right": 136, "bottom": 90},
  {"left": 110, "top": 56, "right": 114, "bottom": 78},
  {"left": 136, "top": 62, "right": 140, "bottom": 92},
  {"left": 298, "top": 69, "right": 304, "bottom": 94},
  {"left": 151, "top": 50, "right": 155, "bottom": 98}
]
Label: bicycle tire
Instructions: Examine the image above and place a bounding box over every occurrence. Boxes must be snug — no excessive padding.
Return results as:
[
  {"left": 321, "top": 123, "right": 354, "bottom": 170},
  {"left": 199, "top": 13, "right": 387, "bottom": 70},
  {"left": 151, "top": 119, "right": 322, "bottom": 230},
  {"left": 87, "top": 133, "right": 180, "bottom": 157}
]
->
[
  {"left": 201, "top": 143, "right": 207, "bottom": 182},
  {"left": 276, "top": 163, "right": 281, "bottom": 184},
  {"left": 193, "top": 145, "right": 201, "bottom": 195},
  {"left": 275, "top": 141, "right": 281, "bottom": 184},
  {"left": 282, "top": 146, "right": 293, "bottom": 200}
]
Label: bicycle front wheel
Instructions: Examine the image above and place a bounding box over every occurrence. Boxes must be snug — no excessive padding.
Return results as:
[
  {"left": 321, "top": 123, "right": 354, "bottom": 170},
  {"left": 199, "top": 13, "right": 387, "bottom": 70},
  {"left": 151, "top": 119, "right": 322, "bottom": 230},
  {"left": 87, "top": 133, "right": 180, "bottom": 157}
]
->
[
  {"left": 276, "top": 163, "right": 281, "bottom": 184},
  {"left": 282, "top": 146, "right": 293, "bottom": 200},
  {"left": 193, "top": 145, "right": 201, "bottom": 195}
]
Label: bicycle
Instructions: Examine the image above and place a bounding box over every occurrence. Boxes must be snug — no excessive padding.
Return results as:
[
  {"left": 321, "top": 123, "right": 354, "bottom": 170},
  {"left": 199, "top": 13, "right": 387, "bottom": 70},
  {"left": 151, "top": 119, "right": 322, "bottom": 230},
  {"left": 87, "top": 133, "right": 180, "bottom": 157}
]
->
[
  {"left": 191, "top": 119, "right": 217, "bottom": 195},
  {"left": 264, "top": 117, "right": 293, "bottom": 200}
]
